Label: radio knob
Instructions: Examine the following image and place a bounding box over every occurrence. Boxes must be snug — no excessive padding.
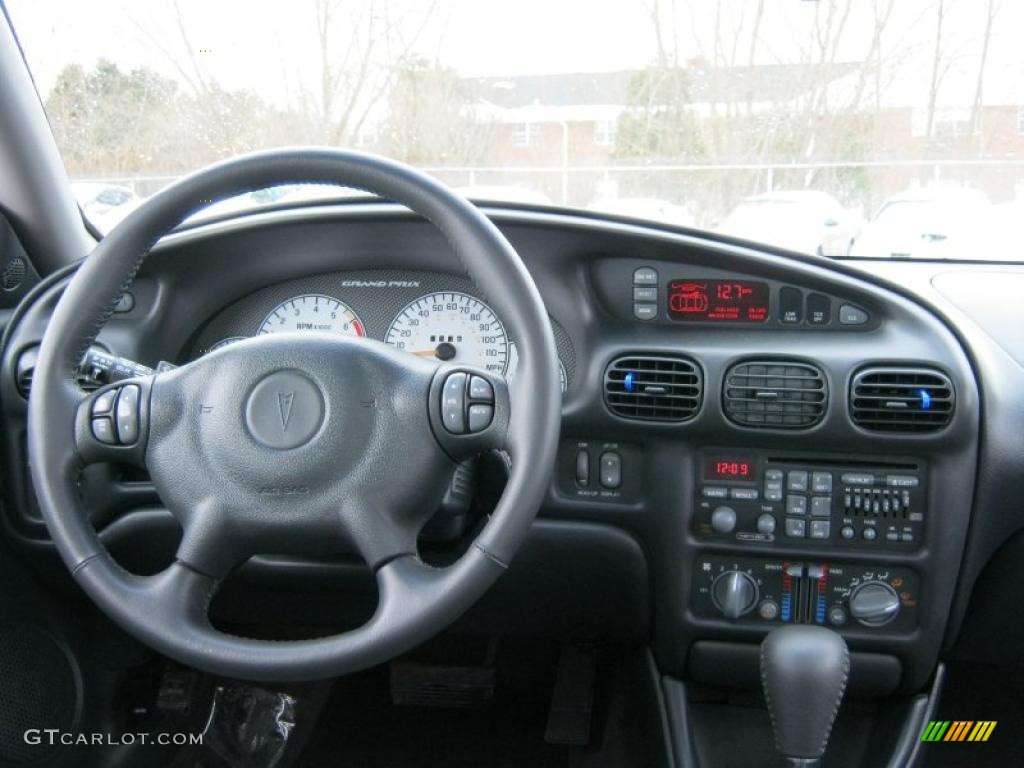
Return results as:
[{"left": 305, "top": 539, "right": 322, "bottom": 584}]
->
[
  {"left": 712, "top": 570, "right": 758, "bottom": 619},
  {"left": 848, "top": 582, "right": 900, "bottom": 627},
  {"left": 711, "top": 506, "right": 738, "bottom": 533}
]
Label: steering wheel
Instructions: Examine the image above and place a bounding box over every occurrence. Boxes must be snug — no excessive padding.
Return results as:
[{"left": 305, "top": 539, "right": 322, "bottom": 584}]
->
[{"left": 27, "top": 149, "right": 561, "bottom": 681}]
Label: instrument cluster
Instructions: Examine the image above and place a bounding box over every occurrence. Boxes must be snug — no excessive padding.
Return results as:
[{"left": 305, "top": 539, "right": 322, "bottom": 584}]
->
[{"left": 190, "top": 271, "right": 571, "bottom": 391}]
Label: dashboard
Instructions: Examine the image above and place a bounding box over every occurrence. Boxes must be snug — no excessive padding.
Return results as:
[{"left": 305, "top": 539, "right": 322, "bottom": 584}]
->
[{"left": 3, "top": 201, "right": 1017, "bottom": 701}]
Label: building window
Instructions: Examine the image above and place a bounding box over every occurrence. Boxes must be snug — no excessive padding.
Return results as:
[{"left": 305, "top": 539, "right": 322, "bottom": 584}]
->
[
  {"left": 594, "top": 120, "right": 617, "bottom": 147},
  {"left": 512, "top": 122, "right": 541, "bottom": 147}
]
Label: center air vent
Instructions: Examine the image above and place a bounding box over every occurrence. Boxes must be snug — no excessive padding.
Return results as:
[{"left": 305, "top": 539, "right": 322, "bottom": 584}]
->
[
  {"left": 723, "top": 360, "right": 827, "bottom": 428},
  {"left": 850, "top": 367, "right": 954, "bottom": 433},
  {"left": 604, "top": 355, "right": 702, "bottom": 422}
]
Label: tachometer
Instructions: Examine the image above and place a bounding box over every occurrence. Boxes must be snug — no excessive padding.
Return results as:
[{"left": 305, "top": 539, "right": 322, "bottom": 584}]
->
[
  {"left": 385, "top": 292, "right": 509, "bottom": 374},
  {"left": 258, "top": 294, "right": 365, "bottom": 337}
]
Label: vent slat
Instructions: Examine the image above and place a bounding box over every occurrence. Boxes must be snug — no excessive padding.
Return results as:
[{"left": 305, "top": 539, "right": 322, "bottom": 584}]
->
[
  {"left": 850, "top": 367, "right": 954, "bottom": 433},
  {"left": 723, "top": 360, "right": 827, "bottom": 429},
  {"left": 604, "top": 355, "right": 703, "bottom": 422}
]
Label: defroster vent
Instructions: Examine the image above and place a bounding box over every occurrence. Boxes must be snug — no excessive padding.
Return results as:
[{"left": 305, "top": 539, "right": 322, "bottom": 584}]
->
[
  {"left": 850, "top": 367, "right": 954, "bottom": 432},
  {"left": 604, "top": 355, "right": 702, "bottom": 422},
  {"left": 723, "top": 360, "right": 827, "bottom": 428}
]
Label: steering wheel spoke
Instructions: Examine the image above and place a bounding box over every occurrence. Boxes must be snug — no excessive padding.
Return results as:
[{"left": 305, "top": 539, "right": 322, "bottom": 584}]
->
[{"left": 74, "top": 376, "right": 155, "bottom": 467}]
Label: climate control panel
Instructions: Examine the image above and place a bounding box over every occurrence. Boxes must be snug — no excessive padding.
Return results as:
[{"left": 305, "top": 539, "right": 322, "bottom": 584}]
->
[
  {"left": 693, "top": 451, "right": 926, "bottom": 550},
  {"left": 691, "top": 555, "right": 919, "bottom": 631}
]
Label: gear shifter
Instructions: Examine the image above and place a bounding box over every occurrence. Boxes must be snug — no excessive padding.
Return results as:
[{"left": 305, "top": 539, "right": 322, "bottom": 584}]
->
[{"left": 760, "top": 626, "right": 849, "bottom": 767}]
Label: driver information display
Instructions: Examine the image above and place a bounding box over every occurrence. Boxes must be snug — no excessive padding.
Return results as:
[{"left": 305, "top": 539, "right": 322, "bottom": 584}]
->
[{"left": 667, "top": 279, "right": 769, "bottom": 323}]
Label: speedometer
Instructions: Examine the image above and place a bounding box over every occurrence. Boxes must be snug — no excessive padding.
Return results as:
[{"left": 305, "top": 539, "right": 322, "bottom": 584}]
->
[
  {"left": 385, "top": 292, "right": 509, "bottom": 374},
  {"left": 258, "top": 294, "right": 365, "bottom": 337}
]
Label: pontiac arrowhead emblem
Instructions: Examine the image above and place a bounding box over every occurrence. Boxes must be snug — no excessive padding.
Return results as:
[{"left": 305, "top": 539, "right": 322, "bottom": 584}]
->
[{"left": 277, "top": 391, "right": 295, "bottom": 430}]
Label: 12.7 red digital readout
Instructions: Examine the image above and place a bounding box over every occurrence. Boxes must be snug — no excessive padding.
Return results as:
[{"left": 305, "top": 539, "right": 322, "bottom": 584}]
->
[
  {"left": 667, "top": 279, "right": 769, "bottom": 322},
  {"left": 704, "top": 458, "right": 756, "bottom": 481}
]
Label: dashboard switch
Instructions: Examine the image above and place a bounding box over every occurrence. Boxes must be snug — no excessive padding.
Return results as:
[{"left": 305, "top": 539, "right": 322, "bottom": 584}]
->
[
  {"left": 633, "top": 303, "right": 657, "bottom": 321},
  {"left": 756, "top": 513, "right": 777, "bottom": 535},
  {"left": 839, "top": 304, "right": 869, "bottom": 325},
  {"left": 575, "top": 449, "right": 590, "bottom": 487},
  {"left": 633, "top": 286, "right": 657, "bottom": 302},
  {"left": 115, "top": 385, "right": 140, "bottom": 444},
  {"left": 633, "top": 267, "right": 658, "bottom": 285},
  {"left": 441, "top": 373, "right": 467, "bottom": 434},
  {"left": 807, "top": 293, "right": 831, "bottom": 325},
  {"left": 779, "top": 286, "right": 803, "bottom": 323},
  {"left": 599, "top": 452, "right": 622, "bottom": 489}
]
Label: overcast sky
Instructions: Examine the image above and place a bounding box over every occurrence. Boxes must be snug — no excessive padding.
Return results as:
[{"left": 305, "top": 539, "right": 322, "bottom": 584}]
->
[{"left": 7, "top": 0, "right": 1023, "bottom": 107}]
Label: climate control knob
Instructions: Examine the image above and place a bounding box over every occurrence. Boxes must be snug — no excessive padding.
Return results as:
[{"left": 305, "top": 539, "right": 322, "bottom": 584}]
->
[
  {"left": 712, "top": 570, "right": 758, "bottom": 619},
  {"left": 848, "top": 582, "right": 900, "bottom": 627}
]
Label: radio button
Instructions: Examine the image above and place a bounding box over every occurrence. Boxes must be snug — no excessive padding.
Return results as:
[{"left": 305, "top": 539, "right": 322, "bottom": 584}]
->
[
  {"left": 702, "top": 486, "right": 729, "bottom": 499},
  {"left": 711, "top": 506, "right": 738, "bottom": 534},
  {"left": 841, "top": 472, "right": 875, "bottom": 486},
  {"left": 886, "top": 474, "right": 919, "bottom": 488},
  {"left": 764, "top": 483, "right": 784, "bottom": 502},
  {"left": 811, "top": 496, "right": 832, "bottom": 517},
  {"left": 840, "top": 525, "right": 856, "bottom": 540},
  {"left": 765, "top": 469, "right": 783, "bottom": 482},
  {"left": 730, "top": 488, "right": 759, "bottom": 500},
  {"left": 785, "top": 495, "right": 807, "bottom": 515},
  {"left": 784, "top": 518, "right": 806, "bottom": 538},
  {"left": 811, "top": 472, "right": 833, "bottom": 493},
  {"left": 809, "top": 520, "right": 831, "bottom": 539},
  {"left": 756, "top": 514, "right": 777, "bottom": 534},
  {"left": 786, "top": 471, "right": 808, "bottom": 492},
  {"left": 862, "top": 527, "right": 877, "bottom": 541},
  {"left": 885, "top": 530, "right": 900, "bottom": 542}
]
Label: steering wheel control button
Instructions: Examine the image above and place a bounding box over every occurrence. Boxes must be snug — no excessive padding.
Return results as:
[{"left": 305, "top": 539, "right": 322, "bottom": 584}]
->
[
  {"left": 114, "top": 384, "right": 141, "bottom": 444},
  {"left": 245, "top": 371, "right": 324, "bottom": 449},
  {"left": 632, "top": 267, "right": 658, "bottom": 285},
  {"left": 92, "top": 417, "right": 117, "bottom": 445},
  {"left": 441, "top": 372, "right": 468, "bottom": 433},
  {"left": 92, "top": 389, "right": 117, "bottom": 415},
  {"left": 599, "top": 452, "right": 622, "bottom": 489},
  {"left": 838, "top": 304, "right": 869, "bottom": 325},
  {"left": 467, "top": 404, "right": 494, "bottom": 433},
  {"left": 468, "top": 375, "right": 494, "bottom": 402}
]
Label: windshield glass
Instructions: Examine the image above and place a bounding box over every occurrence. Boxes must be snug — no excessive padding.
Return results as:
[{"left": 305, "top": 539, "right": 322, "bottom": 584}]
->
[{"left": 6, "top": 0, "right": 1024, "bottom": 261}]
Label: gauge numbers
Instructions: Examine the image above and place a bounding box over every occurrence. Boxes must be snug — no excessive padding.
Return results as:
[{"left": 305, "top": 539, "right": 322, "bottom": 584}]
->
[
  {"left": 386, "top": 292, "right": 509, "bottom": 375},
  {"left": 507, "top": 341, "right": 568, "bottom": 393},
  {"left": 258, "top": 294, "right": 365, "bottom": 337}
]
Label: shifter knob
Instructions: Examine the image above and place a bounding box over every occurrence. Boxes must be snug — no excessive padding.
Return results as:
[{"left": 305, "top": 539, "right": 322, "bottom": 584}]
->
[{"left": 760, "top": 626, "right": 849, "bottom": 766}]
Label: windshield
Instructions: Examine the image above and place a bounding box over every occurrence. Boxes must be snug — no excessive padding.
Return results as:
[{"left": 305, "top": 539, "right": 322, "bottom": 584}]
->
[{"left": 6, "top": 0, "right": 1024, "bottom": 261}]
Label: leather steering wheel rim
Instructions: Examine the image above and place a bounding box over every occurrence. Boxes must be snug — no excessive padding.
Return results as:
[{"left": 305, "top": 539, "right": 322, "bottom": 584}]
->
[{"left": 27, "top": 148, "right": 561, "bottom": 681}]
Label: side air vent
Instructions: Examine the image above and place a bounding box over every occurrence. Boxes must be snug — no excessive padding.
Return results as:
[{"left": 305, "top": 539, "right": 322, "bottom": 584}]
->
[
  {"left": 850, "top": 367, "right": 954, "bottom": 433},
  {"left": 723, "top": 360, "right": 827, "bottom": 428},
  {"left": 604, "top": 355, "right": 702, "bottom": 422}
]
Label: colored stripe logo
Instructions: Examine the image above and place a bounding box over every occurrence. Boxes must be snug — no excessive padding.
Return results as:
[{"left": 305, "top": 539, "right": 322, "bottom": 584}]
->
[{"left": 920, "top": 720, "right": 996, "bottom": 742}]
